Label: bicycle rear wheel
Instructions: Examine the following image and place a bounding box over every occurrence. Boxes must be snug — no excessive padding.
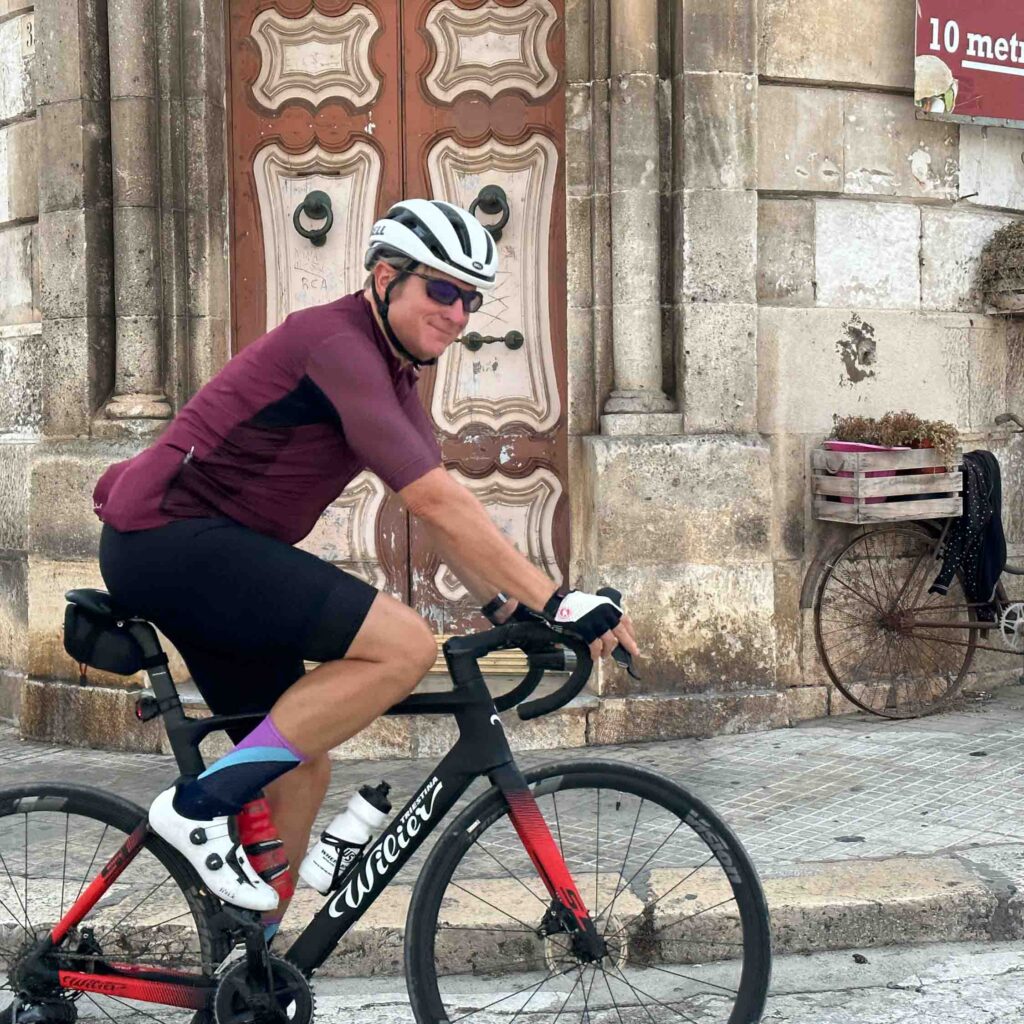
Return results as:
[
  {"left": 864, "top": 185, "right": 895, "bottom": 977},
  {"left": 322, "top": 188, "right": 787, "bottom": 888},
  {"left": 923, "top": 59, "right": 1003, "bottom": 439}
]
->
[
  {"left": 814, "top": 524, "right": 978, "bottom": 718},
  {"left": 0, "top": 784, "right": 226, "bottom": 1024},
  {"left": 405, "top": 761, "right": 771, "bottom": 1024}
]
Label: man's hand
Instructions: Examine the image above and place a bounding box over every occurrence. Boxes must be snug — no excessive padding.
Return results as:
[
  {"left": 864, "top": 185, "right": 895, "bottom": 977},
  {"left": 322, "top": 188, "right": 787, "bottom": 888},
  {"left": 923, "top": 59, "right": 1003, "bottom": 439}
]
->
[{"left": 544, "top": 590, "right": 640, "bottom": 664}]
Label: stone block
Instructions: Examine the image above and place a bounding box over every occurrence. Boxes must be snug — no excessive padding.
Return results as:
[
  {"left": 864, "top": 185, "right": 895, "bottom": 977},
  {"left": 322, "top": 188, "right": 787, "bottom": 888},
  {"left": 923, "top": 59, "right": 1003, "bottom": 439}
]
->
[
  {"left": 757, "top": 85, "right": 843, "bottom": 193},
  {"left": 609, "top": 74, "right": 659, "bottom": 194},
  {"left": 0, "top": 13, "right": 35, "bottom": 121},
  {"left": 0, "top": 555, "right": 28, "bottom": 672},
  {"left": 565, "top": 83, "right": 591, "bottom": 197},
  {"left": 112, "top": 207, "right": 161, "bottom": 315},
  {"left": 770, "top": 433, "right": 808, "bottom": 560},
  {"left": 187, "top": 316, "right": 228, "bottom": 391},
  {"left": 960, "top": 126, "right": 1024, "bottom": 211},
  {"left": 0, "top": 669, "right": 22, "bottom": 722},
  {"left": 681, "top": 189, "right": 756, "bottom": 305},
  {"left": 921, "top": 208, "right": 1016, "bottom": 312},
  {"left": 29, "top": 441, "right": 137, "bottom": 561},
  {"left": 0, "top": 440, "right": 31, "bottom": 554},
  {"left": 583, "top": 561, "right": 776, "bottom": 694},
  {"left": 107, "top": 0, "right": 156, "bottom": 98},
  {"left": 682, "top": 0, "right": 755, "bottom": 73},
  {"left": 35, "top": 0, "right": 108, "bottom": 105},
  {"left": 564, "top": 0, "right": 590, "bottom": 82},
  {"left": 327, "top": 717, "right": 415, "bottom": 761},
  {"left": 757, "top": 198, "right": 815, "bottom": 307},
  {"left": 40, "top": 316, "right": 115, "bottom": 437},
  {"left": 610, "top": 188, "right": 660, "bottom": 307},
  {"left": 589, "top": 689, "right": 787, "bottom": 742},
  {"left": 0, "top": 223, "right": 36, "bottom": 324},
  {"left": 680, "top": 303, "right": 757, "bottom": 433},
  {"left": 0, "top": 117, "right": 39, "bottom": 223},
  {"left": 38, "top": 208, "right": 113, "bottom": 319},
  {"left": 38, "top": 99, "right": 111, "bottom": 214},
  {"left": 566, "top": 308, "right": 596, "bottom": 436},
  {"left": 181, "top": 0, "right": 227, "bottom": 101},
  {"left": 583, "top": 434, "right": 771, "bottom": 568},
  {"left": 843, "top": 91, "right": 958, "bottom": 199},
  {"left": 759, "top": 0, "right": 915, "bottom": 89},
  {"left": 967, "top": 321, "right": 1008, "bottom": 432},
  {"left": 774, "top": 559, "right": 803, "bottom": 686},
  {"left": 815, "top": 200, "right": 920, "bottom": 309},
  {"left": 565, "top": 196, "right": 592, "bottom": 308},
  {"left": 683, "top": 73, "right": 755, "bottom": 190},
  {"left": 110, "top": 96, "right": 159, "bottom": 207},
  {"left": 758, "top": 308, "right": 971, "bottom": 435},
  {"left": 19, "top": 679, "right": 164, "bottom": 752},
  {"left": 0, "top": 323, "right": 42, "bottom": 436},
  {"left": 785, "top": 685, "right": 828, "bottom": 723}
]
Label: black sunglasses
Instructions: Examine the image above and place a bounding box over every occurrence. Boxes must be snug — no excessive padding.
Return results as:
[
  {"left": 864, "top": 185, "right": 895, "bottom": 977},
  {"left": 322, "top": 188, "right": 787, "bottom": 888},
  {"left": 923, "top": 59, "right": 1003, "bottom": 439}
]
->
[{"left": 407, "top": 271, "right": 483, "bottom": 314}]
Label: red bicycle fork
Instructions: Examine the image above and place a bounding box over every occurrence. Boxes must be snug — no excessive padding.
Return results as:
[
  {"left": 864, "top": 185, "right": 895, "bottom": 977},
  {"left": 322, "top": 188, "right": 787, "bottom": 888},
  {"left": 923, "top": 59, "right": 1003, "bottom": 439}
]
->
[
  {"left": 503, "top": 784, "right": 606, "bottom": 957},
  {"left": 35, "top": 822, "right": 213, "bottom": 1011}
]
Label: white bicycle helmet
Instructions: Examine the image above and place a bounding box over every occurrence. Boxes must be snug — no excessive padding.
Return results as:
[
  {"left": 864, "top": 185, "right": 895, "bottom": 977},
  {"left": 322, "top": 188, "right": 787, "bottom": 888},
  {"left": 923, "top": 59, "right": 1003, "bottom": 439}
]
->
[{"left": 364, "top": 199, "right": 498, "bottom": 290}]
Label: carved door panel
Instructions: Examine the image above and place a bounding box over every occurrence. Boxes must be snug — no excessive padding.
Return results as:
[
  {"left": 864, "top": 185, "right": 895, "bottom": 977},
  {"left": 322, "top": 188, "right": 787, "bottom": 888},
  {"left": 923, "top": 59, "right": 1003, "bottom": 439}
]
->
[
  {"left": 228, "top": 1, "right": 569, "bottom": 627},
  {"left": 227, "top": 0, "right": 408, "bottom": 598},
  {"left": 404, "top": 0, "right": 569, "bottom": 634}
]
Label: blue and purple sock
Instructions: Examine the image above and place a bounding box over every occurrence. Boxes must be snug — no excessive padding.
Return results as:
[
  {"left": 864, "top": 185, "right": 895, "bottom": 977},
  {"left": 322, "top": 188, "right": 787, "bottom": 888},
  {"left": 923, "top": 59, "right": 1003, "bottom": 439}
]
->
[{"left": 174, "top": 715, "right": 307, "bottom": 820}]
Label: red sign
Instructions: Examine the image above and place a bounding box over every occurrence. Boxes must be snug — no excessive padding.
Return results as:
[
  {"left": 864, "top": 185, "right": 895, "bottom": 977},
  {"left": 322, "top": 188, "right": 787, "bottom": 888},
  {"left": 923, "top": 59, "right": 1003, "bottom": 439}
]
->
[{"left": 916, "top": 1, "right": 1024, "bottom": 126}]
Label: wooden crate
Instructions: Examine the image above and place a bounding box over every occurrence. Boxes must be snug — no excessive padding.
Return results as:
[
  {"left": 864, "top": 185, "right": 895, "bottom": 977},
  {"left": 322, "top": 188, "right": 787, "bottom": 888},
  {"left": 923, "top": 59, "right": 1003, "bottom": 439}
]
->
[{"left": 811, "top": 448, "right": 963, "bottom": 524}]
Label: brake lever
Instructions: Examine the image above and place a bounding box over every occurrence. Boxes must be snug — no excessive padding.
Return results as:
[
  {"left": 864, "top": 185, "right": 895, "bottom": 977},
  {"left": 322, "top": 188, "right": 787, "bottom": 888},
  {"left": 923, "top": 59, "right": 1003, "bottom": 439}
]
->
[{"left": 612, "top": 645, "right": 641, "bottom": 680}]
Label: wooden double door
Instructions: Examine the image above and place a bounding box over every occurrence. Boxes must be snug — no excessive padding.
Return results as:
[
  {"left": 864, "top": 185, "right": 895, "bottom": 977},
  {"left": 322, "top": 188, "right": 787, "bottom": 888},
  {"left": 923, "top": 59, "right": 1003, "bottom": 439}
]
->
[{"left": 227, "top": 0, "right": 568, "bottom": 632}]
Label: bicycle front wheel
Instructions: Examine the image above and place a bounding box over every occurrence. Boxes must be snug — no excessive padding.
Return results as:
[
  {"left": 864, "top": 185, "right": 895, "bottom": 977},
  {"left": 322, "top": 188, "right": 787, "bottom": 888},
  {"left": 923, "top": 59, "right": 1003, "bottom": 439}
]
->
[
  {"left": 0, "top": 784, "right": 226, "bottom": 1024},
  {"left": 405, "top": 761, "right": 771, "bottom": 1024},
  {"left": 814, "top": 524, "right": 978, "bottom": 718}
]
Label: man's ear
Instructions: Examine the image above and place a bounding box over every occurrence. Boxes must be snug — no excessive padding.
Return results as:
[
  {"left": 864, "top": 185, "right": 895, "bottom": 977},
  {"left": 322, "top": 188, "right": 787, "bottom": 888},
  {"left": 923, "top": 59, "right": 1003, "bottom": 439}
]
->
[{"left": 373, "top": 261, "right": 399, "bottom": 294}]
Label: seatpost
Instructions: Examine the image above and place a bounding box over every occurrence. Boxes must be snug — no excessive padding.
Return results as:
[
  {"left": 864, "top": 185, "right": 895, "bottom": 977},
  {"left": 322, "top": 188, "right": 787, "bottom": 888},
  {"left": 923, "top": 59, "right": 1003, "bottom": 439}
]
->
[{"left": 126, "top": 619, "right": 206, "bottom": 777}]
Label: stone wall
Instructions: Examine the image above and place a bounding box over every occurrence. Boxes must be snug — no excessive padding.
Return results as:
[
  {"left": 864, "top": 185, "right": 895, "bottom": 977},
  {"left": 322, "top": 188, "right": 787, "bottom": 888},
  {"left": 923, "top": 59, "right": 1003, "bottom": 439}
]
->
[
  {"left": 0, "top": 4, "right": 40, "bottom": 720},
  {"left": 756, "top": 0, "right": 1024, "bottom": 710}
]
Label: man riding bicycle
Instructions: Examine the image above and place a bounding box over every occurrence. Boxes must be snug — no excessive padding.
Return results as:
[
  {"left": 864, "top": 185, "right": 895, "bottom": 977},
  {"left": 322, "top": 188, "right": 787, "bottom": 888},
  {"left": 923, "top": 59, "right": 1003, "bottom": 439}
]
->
[{"left": 91, "top": 199, "right": 639, "bottom": 940}]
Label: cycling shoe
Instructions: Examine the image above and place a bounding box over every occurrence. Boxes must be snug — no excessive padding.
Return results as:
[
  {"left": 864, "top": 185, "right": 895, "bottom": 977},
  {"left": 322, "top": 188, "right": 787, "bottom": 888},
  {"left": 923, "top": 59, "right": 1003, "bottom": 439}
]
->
[{"left": 148, "top": 786, "right": 279, "bottom": 912}]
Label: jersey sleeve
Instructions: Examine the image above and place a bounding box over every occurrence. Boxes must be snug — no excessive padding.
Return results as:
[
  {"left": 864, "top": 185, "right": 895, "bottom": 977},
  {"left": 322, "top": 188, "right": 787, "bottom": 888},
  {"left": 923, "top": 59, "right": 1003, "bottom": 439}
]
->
[{"left": 307, "top": 336, "right": 442, "bottom": 492}]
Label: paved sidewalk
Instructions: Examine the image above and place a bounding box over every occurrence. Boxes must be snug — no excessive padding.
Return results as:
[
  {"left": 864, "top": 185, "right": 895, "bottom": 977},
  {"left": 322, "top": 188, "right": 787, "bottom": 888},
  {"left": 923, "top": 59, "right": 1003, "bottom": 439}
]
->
[{"left": 4, "top": 684, "right": 1024, "bottom": 975}]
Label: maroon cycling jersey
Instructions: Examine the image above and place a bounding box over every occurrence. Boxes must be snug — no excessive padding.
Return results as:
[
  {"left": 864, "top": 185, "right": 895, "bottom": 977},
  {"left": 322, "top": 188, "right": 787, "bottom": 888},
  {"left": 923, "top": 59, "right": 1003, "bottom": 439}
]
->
[{"left": 93, "top": 292, "right": 442, "bottom": 544}]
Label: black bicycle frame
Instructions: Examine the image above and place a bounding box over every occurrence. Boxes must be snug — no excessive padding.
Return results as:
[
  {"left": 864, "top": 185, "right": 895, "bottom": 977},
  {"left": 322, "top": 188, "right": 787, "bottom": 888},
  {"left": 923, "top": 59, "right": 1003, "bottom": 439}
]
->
[{"left": 131, "top": 621, "right": 594, "bottom": 979}]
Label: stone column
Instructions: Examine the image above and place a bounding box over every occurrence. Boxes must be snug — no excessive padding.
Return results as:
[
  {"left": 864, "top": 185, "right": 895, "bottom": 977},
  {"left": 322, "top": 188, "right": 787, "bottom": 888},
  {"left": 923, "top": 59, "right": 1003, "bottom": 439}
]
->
[
  {"left": 600, "top": 0, "right": 680, "bottom": 435},
  {"left": 103, "top": 0, "right": 171, "bottom": 420},
  {"left": 676, "top": 0, "right": 758, "bottom": 433}
]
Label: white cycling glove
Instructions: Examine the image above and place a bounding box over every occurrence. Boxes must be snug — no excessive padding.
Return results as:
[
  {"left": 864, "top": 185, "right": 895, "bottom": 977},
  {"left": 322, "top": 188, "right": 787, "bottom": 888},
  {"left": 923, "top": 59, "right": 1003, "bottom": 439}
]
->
[{"left": 543, "top": 589, "right": 623, "bottom": 644}]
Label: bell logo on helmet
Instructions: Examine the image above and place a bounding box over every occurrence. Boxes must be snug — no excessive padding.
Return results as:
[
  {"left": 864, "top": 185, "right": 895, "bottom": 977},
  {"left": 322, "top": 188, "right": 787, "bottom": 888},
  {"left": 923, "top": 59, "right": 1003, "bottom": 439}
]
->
[
  {"left": 472, "top": 261, "right": 483, "bottom": 269},
  {"left": 370, "top": 223, "right": 386, "bottom": 237}
]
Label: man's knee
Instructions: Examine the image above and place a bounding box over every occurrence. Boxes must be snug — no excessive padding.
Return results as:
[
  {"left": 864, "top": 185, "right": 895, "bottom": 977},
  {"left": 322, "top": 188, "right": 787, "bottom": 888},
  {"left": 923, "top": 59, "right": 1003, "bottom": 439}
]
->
[{"left": 349, "top": 595, "right": 437, "bottom": 679}]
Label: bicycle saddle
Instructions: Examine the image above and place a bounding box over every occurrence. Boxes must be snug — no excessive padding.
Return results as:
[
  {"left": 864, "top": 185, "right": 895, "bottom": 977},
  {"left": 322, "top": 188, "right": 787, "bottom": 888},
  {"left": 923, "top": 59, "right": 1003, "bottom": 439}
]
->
[{"left": 65, "top": 588, "right": 134, "bottom": 623}]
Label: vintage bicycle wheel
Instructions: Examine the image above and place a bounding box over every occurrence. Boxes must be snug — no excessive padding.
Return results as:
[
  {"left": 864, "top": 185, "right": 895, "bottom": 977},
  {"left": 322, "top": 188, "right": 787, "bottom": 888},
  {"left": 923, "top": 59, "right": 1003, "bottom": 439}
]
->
[
  {"left": 406, "top": 761, "right": 771, "bottom": 1024},
  {"left": 0, "top": 784, "right": 226, "bottom": 1024},
  {"left": 814, "top": 524, "right": 978, "bottom": 718}
]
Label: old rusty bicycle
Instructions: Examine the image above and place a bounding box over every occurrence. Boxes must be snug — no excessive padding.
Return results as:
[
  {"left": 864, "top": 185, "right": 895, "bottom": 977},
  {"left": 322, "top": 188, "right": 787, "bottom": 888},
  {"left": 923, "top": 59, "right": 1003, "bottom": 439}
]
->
[{"left": 808, "top": 413, "right": 1024, "bottom": 719}]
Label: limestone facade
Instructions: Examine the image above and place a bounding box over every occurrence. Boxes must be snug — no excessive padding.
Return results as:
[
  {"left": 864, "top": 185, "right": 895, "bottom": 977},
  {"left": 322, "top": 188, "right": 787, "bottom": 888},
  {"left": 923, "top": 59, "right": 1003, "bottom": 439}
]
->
[{"left": 0, "top": 0, "right": 1022, "bottom": 750}]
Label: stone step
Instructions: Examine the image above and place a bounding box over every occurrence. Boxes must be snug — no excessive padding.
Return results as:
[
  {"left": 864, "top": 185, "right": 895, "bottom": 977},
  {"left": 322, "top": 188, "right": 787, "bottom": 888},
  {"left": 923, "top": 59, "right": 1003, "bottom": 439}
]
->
[{"left": 15, "top": 675, "right": 796, "bottom": 759}]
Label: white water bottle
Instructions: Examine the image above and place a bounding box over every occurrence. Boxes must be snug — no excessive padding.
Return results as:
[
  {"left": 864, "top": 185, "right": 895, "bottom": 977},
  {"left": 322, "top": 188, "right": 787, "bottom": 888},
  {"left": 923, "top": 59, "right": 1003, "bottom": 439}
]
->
[{"left": 299, "top": 781, "right": 391, "bottom": 894}]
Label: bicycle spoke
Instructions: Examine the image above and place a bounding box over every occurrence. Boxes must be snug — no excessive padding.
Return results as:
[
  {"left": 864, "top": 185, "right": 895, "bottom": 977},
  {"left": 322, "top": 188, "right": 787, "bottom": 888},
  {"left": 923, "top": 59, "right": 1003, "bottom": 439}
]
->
[
  {"left": 24, "top": 815, "right": 30, "bottom": 937},
  {"left": 103, "top": 991, "right": 182, "bottom": 1024},
  {"left": 466, "top": 839, "right": 548, "bottom": 909},
  {"left": 551, "top": 967, "right": 585, "bottom": 1023},
  {"left": 607, "top": 892, "right": 738, "bottom": 945},
  {"left": 593, "top": 820, "right": 684, "bottom": 923},
  {"left": 552, "top": 792, "right": 565, "bottom": 861},
  {"left": 607, "top": 962, "right": 701, "bottom": 1023},
  {"left": 85, "top": 994, "right": 122, "bottom": 1024},
  {"left": 623, "top": 957, "right": 740, "bottom": 996},
  {"left": 594, "top": 789, "right": 601, "bottom": 913},
  {"left": 75, "top": 825, "right": 110, "bottom": 904},
  {"left": 0, "top": 843, "right": 32, "bottom": 935},
  {"left": 602, "top": 798, "right": 645, "bottom": 932},
  {"left": 93, "top": 873, "right": 173, "bottom": 950},
  {"left": 449, "top": 965, "right": 569, "bottom": 1023},
  {"left": 601, "top": 965, "right": 628, "bottom": 1024},
  {"left": 447, "top": 879, "right": 540, "bottom": 933},
  {"left": 604, "top": 965, "right": 659, "bottom": 1024}
]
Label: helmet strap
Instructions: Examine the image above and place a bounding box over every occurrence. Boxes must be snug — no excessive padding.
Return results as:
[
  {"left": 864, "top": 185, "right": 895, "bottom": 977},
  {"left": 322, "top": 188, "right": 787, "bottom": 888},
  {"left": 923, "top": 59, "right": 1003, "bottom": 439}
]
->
[{"left": 370, "top": 270, "right": 438, "bottom": 369}]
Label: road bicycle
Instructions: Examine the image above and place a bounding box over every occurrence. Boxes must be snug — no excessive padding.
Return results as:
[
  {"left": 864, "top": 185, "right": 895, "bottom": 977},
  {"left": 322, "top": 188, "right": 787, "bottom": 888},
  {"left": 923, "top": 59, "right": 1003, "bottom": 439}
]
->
[
  {"left": 1, "top": 587, "right": 771, "bottom": 1023},
  {"left": 808, "top": 412, "right": 1024, "bottom": 719}
]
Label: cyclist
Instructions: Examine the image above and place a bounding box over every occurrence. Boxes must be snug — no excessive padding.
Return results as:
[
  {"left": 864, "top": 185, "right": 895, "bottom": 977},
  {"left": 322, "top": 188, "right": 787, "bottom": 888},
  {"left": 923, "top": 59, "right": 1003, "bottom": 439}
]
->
[{"left": 92, "top": 199, "right": 639, "bottom": 934}]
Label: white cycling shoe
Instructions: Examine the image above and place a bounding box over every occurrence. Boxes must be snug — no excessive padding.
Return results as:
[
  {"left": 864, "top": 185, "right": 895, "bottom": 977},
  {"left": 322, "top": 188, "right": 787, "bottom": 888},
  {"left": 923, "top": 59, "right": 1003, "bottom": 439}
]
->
[{"left": 148, "top": 787, "right": 279, "bottom": 912}]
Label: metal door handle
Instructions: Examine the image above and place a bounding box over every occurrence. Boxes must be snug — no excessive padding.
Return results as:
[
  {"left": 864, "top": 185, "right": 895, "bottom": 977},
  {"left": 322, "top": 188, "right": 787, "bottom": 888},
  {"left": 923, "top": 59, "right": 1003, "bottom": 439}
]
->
[
  {"left": 293, "top": 190, "right": 333, "bottom": 246},
  {"left": 460, "top": 330, "right": 524, "bottom": 351},
  {"left": 469, "top": 185, "right": 510, "bottom": 241}
]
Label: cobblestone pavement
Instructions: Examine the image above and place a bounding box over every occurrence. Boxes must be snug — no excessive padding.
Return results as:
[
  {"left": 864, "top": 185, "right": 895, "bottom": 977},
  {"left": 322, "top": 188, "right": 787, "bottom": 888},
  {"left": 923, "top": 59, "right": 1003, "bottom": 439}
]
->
[{"left": 4, "top": 684, "right": 1024, "bottom": 876}]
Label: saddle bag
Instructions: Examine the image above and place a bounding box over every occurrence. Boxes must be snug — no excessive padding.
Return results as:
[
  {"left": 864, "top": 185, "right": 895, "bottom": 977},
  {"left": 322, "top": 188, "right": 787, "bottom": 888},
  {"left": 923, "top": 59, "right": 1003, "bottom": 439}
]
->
[{"left": 63, "top": 603, "right": 146, "bottom": 676}]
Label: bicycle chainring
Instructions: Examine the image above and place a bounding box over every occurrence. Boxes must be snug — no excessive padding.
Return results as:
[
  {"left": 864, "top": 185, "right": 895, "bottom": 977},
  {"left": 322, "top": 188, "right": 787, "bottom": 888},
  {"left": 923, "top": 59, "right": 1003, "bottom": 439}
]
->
[
  {"left": 999, "top": 602, "right": 1024, "bottom": 653},
  {"left": 213, "top": 955, "right": 313, "bottom": 1024}
]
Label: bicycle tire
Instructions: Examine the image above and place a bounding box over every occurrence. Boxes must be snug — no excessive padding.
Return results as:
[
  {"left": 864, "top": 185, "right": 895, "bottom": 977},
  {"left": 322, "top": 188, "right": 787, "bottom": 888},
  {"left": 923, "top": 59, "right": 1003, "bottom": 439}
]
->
[
  {"left": 814, "top": 523, "right": 978, "bottom": 719},
  {"left": 0, "top": 783, "right": 227, "bottom": 1024},
  {"left": 405, "top": 760, "right": 771, "bottom": 1024}
]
